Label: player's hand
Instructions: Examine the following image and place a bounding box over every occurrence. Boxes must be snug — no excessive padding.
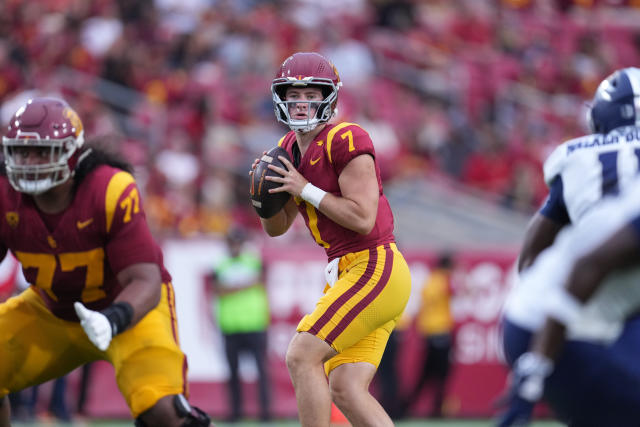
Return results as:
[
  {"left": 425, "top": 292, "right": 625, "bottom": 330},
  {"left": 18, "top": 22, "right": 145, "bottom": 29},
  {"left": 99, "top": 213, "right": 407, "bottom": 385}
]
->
[
  {"left": 74, "top": 302, "right": 113, "bottom": 351},
  {"left": 249, "top": 151, "right": 267, "bottom": 174},
  {"left": 266, "top": 155, "right": 307, "bottom": 197},
  {"left": 496, "top": 352, "right": 553, "bottom": 427}
]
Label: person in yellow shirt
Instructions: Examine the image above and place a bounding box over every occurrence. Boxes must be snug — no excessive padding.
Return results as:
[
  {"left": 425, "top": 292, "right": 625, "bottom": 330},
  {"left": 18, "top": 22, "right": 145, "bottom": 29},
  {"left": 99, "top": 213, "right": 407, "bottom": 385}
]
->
[{"left": 401, "top": 253, "right": 455, "bottom": 418}]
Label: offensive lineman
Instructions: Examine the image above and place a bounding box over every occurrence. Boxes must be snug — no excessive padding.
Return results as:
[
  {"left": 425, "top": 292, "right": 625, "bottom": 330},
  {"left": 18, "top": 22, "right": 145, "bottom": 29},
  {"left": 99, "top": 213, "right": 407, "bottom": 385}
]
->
[{"left": 0, "top": 97, "right": 211, "bottom": 427}]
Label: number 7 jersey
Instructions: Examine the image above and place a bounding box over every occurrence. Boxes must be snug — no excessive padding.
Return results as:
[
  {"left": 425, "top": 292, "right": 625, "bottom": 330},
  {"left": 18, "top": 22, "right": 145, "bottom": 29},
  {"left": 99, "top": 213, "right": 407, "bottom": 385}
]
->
[
  {"left": 542, "top": 125, "right": 640, "bottom": 224},
  {"left": 277, "top": 122, "right": 396, "bottom": 260},
  {"left": 0, "top": 165, "right": 171, "bottom": 320}
]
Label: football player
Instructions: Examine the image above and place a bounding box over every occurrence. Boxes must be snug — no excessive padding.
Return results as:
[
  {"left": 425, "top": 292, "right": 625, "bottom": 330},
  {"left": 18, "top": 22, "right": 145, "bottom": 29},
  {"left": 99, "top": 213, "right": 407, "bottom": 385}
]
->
[
  {"left": 0, "top": 98, "right": 211, "bottom": 427},
  {"left": 498, "top": 68, "right": 640, "bottom": 426},
  {"left": 250, "top": 52, "right": 411, "bottom": 426},
  {"left": 518, "top": 67, "right": 640, "bottom": 271},
  {"left": 499, "top": 175, "right": 640, "bottom": 426}
]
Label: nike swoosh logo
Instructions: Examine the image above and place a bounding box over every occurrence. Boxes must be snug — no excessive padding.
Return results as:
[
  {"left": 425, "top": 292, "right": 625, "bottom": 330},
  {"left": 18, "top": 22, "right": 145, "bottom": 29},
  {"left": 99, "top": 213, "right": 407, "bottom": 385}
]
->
[
  {"left": 310, "top": 157, "right": 321, "bottom": 165},
  {"left": 77, "top": 218, "right": 94, "bottom": 229}
]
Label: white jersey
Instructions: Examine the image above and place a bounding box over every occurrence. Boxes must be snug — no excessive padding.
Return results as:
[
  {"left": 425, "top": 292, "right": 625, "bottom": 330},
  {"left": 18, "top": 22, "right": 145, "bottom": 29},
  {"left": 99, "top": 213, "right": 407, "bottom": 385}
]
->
[
  {"left": 543, "top": 125, "right": 640, "bottom": 223},
  {"left": 505, "top": 174, "right": 640, "bottom": 343}
]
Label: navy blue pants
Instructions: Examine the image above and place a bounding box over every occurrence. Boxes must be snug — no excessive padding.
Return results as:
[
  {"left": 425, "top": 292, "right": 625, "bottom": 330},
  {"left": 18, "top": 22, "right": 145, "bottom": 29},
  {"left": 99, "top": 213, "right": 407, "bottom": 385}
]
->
[{"left": 502, "top": 316, "right": 640, "bottom": 427}]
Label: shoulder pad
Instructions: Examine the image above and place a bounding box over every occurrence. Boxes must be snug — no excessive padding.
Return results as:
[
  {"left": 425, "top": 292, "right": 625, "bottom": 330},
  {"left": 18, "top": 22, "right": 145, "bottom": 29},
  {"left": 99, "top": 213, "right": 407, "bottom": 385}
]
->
[
  {"left": 326, "top": 122, "right": 368, "bottom": 164},
  {"left": 105, "top": 171, "right": 136, "bottom": 233},
  {"left": 542, "top": 141, "right": 572, "bottom": 186},
  {"left": 277, "top": 131, "right": 296, "bottom": 149}
]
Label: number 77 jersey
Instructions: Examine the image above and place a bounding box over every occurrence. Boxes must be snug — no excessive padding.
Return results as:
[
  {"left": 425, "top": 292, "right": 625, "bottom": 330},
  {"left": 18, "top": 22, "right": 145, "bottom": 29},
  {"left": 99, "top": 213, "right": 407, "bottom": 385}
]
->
[
  {"left": 542, "top": 125, "right": 640, "bottom": 225},
  {"left": 0, "top": 164, "right": 171, "bottom": 320}
]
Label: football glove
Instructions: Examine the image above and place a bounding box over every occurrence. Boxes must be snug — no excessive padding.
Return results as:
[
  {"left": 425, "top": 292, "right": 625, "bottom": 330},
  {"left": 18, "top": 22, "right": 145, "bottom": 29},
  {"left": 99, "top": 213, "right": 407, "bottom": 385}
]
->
[
  {"left": 496, "top": 352, "right": 553, "bottom": 427},
  {"left": 74, "top": 302, "right": 113, "bottom": 351}
]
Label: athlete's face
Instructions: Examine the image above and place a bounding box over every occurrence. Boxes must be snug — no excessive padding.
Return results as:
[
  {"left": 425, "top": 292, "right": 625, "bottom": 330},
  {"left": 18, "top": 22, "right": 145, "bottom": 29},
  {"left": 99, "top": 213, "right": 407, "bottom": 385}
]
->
[
  {"left": 285, "top": 87, "right": 323, "bottom": 120},
  {"left": 12, "top": 146, "right": 55, "bottom": 165}
]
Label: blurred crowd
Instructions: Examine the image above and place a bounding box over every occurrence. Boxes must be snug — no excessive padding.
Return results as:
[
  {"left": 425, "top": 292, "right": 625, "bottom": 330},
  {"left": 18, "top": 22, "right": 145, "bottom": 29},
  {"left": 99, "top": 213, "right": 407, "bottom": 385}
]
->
[{"left": 2, "top": 0, "right": 640, "bottom": 238}]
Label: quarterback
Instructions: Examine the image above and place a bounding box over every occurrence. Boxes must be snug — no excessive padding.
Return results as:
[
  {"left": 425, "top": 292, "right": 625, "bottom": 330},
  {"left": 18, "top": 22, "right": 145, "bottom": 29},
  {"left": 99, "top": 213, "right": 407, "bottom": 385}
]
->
[
  {"left": 251, "top": 52, "right": 411, "bottom": 427},
  {"left": 0, "top": 98, "right": 211, "bottom": 426}
]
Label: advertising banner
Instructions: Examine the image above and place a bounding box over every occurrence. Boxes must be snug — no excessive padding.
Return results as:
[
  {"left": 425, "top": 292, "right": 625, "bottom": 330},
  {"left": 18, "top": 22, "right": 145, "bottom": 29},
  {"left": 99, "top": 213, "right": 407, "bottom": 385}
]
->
[{"left": 86, "top": 239, "right": 519, "bottom": 419}]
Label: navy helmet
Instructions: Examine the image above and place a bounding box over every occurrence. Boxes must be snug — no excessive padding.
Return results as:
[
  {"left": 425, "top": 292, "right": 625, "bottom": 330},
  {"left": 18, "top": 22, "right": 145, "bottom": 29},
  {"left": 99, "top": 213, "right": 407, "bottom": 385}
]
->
[{"left": 588, "top": 67, "right": 640, "bottom": 134}]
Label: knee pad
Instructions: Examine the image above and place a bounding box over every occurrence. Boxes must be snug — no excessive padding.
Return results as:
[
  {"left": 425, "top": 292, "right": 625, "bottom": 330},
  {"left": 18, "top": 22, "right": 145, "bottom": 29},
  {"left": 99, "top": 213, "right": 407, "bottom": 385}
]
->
[{"left": 134, "top": 395, "right": 211, "bottom": 427}]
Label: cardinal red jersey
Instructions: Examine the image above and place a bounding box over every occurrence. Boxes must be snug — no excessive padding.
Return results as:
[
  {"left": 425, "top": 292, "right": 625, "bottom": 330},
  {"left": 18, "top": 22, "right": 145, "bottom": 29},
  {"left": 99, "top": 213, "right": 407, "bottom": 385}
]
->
[
  {"left": 278, "top": 122, "right": 395, "bottom": 259},
  {"left": 0, "top": 165, "right": 171, "bottom": 320}
]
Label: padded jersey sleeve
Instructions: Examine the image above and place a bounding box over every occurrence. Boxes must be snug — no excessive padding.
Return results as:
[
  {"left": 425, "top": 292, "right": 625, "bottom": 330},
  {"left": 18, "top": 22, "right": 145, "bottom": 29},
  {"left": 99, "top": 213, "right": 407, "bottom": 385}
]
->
[
  {"left": 539, "top": 176, "right": 570, "bottom": 225},
  {"left": 542, "top": 143, "right": 567, "bottom": 187},
  {"left": 103, "top": 171, "right": 162, "bottom": 275},
  {"left": 326, "top": 123, "right": 375, "bottom": 176}
]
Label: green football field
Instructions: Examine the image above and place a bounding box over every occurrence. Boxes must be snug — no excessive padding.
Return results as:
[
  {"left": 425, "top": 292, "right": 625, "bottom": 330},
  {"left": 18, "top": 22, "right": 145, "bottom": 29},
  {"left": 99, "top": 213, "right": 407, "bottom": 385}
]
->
[{"left": 10, "top": 418, "right": 564, "bottom": 426}]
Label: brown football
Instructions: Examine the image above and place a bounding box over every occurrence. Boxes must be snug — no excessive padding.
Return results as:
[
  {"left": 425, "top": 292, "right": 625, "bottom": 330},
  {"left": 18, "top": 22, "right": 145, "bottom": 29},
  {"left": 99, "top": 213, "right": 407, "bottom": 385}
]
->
[{"left": 250, "top": 146, "right": 292, "bottom": 218}]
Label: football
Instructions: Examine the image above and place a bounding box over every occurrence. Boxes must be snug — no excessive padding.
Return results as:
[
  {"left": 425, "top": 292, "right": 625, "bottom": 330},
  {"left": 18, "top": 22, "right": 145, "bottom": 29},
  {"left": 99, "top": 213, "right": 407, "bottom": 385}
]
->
[{"left": 250, "top": 146, "right": 292, "bottom": 218}]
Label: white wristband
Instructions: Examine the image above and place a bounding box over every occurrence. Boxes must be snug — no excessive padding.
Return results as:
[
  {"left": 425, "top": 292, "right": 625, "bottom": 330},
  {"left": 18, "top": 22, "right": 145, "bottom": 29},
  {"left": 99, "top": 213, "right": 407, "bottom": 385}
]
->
[
  {"left": 546, "top": 287, "right": 582, "bottom": 326},
  {"left": 300, "top": 183, "right": 327, "bottom": 209}
]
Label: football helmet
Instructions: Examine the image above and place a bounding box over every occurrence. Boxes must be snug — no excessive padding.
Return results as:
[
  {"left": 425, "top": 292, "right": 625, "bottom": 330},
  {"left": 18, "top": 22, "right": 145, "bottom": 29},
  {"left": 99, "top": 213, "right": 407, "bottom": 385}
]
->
[
  {"left": 2, "top": 97, "right": 85, "bottom": 194},
  {"left": 272, "top": 52, "right": 342, "bottom": 133},
  {"left": 588, "top": 67, "right": 640, "bottom": 134}
]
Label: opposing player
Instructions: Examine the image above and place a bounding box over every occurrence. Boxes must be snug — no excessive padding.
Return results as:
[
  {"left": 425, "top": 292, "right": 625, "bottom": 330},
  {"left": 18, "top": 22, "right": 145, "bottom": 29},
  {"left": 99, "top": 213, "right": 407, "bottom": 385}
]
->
[
  {"left": 518, "top": 67, "right": 640, "bottom": 272},
  {"left": 498, "top": 175, "right": 640, "bottom": 426},
  {"left": 250, "top": 52, "right": 411, "bottom": 426},
  {"left": 0, "top": 98, "right": 211, "bottom": 427},
  {"left": 504, "top": 68, "right": 640, "bottom": 425}
]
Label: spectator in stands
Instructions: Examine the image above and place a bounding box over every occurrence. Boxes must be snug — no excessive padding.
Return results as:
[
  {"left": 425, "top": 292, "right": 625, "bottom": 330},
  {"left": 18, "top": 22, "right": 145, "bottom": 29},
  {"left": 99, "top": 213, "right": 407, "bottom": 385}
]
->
[
  {"left": 208, "top": 227, "right": 271, "bottom": 422},
  {"left": 4, "top": 0, "right": 640, "bottom": 232}
]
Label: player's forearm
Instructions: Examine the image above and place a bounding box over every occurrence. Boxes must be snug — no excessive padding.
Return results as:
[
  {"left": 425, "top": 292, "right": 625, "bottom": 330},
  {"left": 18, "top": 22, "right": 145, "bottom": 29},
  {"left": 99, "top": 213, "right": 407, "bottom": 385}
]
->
[
  {"left": 261, "top": 210, "right": 290, "bottom": 236},
  {"left": 114, "top": 278, "right": 161, "bottom": 325},
  {"left": 518, "top": 213, "right": 564, "bottom": 273},
  {"left": 566, "top": 223, "right": 640, "bottom": 301},
  {"left": 115, "top": 263, "right": 163, "bottom": 325},
  {"left": 261, "top": 198, "right": 297, "bottom": 236},
  {"left": 531, "top": 318, "right": 567, "bottom": 362},
  {"left": 317, "top": 193, "right": 376, "bottom": 235}
]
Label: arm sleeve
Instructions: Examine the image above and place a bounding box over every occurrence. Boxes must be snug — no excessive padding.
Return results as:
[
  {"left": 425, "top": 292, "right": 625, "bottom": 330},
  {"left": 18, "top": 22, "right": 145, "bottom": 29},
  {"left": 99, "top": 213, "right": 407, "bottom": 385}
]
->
[{"left": 539, "top": 176, "right": 570, "bottom": 225}]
